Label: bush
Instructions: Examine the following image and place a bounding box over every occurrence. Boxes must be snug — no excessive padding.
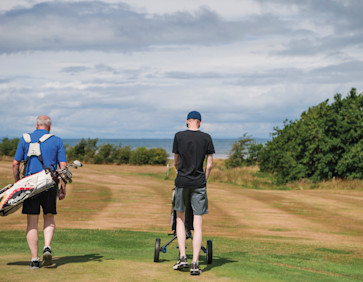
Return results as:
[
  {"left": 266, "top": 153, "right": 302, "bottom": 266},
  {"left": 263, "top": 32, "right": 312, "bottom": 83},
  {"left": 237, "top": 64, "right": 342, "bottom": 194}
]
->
[
  {"left": 66, "top": 138, "right": 98, "bottom": 163},
  {"left": 94, "top": 144, "right": 115, "bottom": 164},
  {"left": 148, "top": 148, "right": 168, "bottom": 165},
  {"left": 66, "top": 140, "right": 168, "bottom": 166},
  {"left": 259, "top": 88, "right": 363, "bottom": 183},
  {"left": 112, "top": 145, "right": 131, "bottom": 165},
  {"left": 129, "top": 147, "right": 150, "bottom": 165},
  {"left": 0, "top": 137, "right": 19, "bottom": 157},
  {"left": 225, "top": 133, "right": 263, "bottom": 168}
]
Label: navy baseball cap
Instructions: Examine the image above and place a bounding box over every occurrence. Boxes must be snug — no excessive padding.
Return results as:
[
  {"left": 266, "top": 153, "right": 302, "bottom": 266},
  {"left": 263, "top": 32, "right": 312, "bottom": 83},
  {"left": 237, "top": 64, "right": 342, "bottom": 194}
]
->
[{"left": 187, "top": 111, "right": 202, "bottom": 121}]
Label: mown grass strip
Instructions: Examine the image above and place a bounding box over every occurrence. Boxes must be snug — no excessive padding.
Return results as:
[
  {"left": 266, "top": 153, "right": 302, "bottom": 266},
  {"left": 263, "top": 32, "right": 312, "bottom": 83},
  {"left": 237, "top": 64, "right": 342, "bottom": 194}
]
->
[{"left": 0, "top": 229, "right": 362, "bottom": 281}]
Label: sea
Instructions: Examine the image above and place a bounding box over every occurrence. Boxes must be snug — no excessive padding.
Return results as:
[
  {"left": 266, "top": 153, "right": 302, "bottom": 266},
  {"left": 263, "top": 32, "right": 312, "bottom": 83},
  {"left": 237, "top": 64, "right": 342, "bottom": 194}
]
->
[{"left": 62, "top": 138, "right": 270, "bottom": 159}]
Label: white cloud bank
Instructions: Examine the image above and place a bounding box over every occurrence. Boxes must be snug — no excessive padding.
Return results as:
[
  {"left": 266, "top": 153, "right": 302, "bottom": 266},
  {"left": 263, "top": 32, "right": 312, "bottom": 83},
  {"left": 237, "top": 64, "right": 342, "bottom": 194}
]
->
[{"left": 0, "top": 0, "right": 362, "bottom": 139}]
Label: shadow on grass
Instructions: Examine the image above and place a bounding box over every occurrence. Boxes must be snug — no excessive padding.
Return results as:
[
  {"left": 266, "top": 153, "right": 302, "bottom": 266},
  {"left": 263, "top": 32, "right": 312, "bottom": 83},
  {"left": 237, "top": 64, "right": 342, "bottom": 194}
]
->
[
  {"left": 202, "top": 256, "right": 239, "bottom": 272},
  {"left": 8, "top": 253, "right": 104, "bottom": 268},
  {"left": 155, "top": 255, "right": 238, "bottom": 273}
]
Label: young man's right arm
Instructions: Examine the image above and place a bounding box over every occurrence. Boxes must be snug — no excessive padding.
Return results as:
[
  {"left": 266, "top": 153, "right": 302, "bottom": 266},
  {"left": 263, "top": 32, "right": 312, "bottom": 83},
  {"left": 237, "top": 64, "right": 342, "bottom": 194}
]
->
[
  {"left": 205, "top": 154, "right": 213, "bottom": 181},
  {"left": 174, "top": 154, "right": 179, "bottom": 170}
]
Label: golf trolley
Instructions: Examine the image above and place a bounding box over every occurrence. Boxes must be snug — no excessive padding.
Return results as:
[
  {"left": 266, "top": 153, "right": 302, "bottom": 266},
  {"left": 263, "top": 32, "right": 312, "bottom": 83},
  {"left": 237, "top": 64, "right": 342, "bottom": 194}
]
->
[{"left": 153, "top": 189, "right": 213, "bottom": 264}]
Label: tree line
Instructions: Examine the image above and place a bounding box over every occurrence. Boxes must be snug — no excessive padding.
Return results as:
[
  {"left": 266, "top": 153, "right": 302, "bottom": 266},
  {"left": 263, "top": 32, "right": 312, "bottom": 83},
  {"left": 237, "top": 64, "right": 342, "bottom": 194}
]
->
[
  {"left": 0, "top": 137, "right": 169, "bottom": 166},
  {"left": 226, "top": 88, "right": 362, "bottom": 183}
]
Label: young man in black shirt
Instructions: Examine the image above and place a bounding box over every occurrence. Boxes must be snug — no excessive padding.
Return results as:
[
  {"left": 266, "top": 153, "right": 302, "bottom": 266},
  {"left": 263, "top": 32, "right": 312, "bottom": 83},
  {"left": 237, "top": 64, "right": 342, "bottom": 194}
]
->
[{"left": 172, "top": 111, "right": 215, "bottom": 275}]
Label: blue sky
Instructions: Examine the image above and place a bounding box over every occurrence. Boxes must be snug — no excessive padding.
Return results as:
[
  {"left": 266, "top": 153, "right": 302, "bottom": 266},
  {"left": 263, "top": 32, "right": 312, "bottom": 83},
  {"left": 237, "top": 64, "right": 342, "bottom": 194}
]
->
[{"left": 1, "top": 0, "right": 362, "bottom": 139}]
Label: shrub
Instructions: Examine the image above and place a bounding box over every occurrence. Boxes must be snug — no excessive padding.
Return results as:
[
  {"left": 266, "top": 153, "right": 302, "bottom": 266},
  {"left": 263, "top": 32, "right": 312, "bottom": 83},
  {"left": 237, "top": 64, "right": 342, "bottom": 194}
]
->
[
  {"left": 148, "top": 148, "right": 168, "bottom": 165},
  {"left": 0, "top": 137, "right": 20, "bottom": 157},
  {"left": 112, "top": 145, "right": 131, "bottom": 165},
  {"left": 259, "top": 88, "right": 363, "bottom": 183},
  {"left": 225, "top": 133, "right": 263, "bottom": 168},
  {"left": 129, "top": 147, "right": 150, "bottom": 165}
]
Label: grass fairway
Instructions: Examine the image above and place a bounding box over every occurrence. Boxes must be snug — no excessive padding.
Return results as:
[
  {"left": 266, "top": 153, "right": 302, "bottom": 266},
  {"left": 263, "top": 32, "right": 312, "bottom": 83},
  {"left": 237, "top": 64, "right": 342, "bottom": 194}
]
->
[
  {"left": 1, "top": 229, "right": 362, "bottom": 281},
  {"left": 0, "top": 161, "right": 363, "bottom": 281}
]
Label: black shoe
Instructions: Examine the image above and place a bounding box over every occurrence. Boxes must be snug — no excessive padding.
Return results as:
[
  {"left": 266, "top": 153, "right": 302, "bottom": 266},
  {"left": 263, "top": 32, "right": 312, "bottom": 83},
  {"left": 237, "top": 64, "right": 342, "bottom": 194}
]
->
[
  {"left": 173, "top": 256, "right": 189, "bottom": 270},
  {"left": 29, "top": 258, "right": 40, "bottom": 269},
  {"left": 42, "top": 247, "right": 52, "bottom": 266},
  {"left": 190, "top": 261, "right": 201, "bottom": 275}
]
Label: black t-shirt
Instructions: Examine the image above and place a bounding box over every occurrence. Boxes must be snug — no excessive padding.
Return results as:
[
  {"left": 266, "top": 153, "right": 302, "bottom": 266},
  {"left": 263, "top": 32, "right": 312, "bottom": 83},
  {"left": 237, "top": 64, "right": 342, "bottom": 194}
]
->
[{"left": 173, "top": 130, "right": 215, "bottom": 188}]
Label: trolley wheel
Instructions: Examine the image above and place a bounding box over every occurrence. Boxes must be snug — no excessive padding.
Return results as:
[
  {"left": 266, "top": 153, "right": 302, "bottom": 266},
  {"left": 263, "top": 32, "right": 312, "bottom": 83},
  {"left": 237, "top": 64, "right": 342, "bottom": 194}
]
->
[
  {"left": 154, "top": 238, "right": 161, "bottom": 262},
  {"left": 206, "top": 240, "right": 213, "bottom": 264}
]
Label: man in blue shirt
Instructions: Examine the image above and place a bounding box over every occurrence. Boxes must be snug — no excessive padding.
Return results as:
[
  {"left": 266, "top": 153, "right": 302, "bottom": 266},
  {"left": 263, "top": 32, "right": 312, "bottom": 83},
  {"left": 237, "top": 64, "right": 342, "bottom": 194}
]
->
[{"left": 13, "top": 115, "right": 67, "bottom": 269}]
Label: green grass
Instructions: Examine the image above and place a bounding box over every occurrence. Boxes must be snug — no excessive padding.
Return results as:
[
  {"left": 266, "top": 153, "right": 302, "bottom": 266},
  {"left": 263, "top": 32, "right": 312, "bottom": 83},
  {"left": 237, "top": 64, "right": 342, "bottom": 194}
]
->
[{"left": 0, "top": 229, "right": 362, "bottom": 281}]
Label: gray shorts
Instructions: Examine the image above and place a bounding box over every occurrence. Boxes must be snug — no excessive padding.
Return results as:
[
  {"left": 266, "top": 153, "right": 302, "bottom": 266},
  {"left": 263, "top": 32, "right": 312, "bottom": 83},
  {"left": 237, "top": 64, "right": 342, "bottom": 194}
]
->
[{"left": 173, "top": 187, "right": 208, "bottom": 216}]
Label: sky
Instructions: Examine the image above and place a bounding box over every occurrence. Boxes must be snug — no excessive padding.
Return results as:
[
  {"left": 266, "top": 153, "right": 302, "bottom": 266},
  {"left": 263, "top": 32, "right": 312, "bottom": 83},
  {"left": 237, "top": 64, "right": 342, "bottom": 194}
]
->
[{"left": 0, "top": 0, "right": 362, "bottom": 139}]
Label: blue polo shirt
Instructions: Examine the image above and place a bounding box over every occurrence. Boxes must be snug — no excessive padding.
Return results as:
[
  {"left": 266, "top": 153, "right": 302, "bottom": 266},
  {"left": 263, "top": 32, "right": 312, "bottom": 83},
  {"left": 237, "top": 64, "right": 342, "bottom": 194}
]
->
[{"left": 14, "top": 129, "right": 67, "bottom": 176}]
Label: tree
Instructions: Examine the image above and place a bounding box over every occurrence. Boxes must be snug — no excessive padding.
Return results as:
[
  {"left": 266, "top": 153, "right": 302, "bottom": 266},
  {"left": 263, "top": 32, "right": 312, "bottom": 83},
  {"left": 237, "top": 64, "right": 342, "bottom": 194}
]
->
[
  {"left": 225, "top": 133, "right": 263, "bottom": 168},
  {"left": 0, "top": 137, "right": 20, "bottom": 157},
  {"left": 259, "top": 88, "right": 363, "bottom": 183}
]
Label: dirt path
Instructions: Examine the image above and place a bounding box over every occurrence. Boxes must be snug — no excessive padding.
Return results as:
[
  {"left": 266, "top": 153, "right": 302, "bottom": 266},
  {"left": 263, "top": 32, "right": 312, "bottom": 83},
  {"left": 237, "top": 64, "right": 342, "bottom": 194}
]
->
[{"left": 1, "top": 161, "right": 362, "bottom": 253}]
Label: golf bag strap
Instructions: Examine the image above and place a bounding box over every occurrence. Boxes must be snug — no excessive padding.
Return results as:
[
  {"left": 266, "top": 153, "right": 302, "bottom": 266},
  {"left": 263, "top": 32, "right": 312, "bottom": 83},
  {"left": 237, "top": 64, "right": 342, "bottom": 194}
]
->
[{"left": 23, "top": 133, "right": 54, "bottom": 176}]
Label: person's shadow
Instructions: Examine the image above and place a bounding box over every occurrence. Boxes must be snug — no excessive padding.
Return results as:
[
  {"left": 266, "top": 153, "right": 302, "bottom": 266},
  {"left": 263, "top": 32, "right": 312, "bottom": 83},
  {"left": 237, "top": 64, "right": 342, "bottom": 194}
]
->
[
  {"left": 7, "top": 253, "right": 103, "bottom": 268},
  {"left": 202, "top": 255, "right": 239, "bottom": 272},
  {"left": 161, "top": 255, "right": 239, "bottom": 273}
]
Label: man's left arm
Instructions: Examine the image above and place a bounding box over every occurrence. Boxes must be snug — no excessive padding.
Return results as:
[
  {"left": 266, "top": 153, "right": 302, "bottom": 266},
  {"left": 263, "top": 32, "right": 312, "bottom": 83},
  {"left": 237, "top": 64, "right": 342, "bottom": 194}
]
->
[{"left": 205, "top": 154, "right": 213, "bottom": 181}]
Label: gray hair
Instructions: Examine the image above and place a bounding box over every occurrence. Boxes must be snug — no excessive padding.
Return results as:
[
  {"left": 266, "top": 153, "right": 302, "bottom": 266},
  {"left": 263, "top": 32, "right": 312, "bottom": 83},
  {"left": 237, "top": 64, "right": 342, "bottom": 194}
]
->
[{"left": 36, "top": 115, "right": 52, "bottom": 128}]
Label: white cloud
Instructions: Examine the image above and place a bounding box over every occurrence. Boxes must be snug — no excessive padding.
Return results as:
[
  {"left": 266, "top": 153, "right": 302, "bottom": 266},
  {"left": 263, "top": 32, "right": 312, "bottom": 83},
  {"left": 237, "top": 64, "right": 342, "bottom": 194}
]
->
[{"left": 0, "top": 0, "right": 362, "bottom": 139}]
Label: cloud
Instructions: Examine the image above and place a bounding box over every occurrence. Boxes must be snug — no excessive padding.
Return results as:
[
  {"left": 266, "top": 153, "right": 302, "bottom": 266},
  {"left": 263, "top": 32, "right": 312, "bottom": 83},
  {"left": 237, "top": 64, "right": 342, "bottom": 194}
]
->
[
  {"left": 0, "top": 1, "right": 299, "bottom": 54},
  {"left": 0, "top": 0, "right": 362, "bottom": 139}
]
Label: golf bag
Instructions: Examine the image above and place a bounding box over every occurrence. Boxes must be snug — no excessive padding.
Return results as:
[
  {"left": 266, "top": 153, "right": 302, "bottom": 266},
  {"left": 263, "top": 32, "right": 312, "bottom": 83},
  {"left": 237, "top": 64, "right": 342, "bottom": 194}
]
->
[
  {"left": 0, "top": 132, "right": 82, "bottom": 216},
  {"left": 0, "top": 169, "right": 57, "bottom": 216}
]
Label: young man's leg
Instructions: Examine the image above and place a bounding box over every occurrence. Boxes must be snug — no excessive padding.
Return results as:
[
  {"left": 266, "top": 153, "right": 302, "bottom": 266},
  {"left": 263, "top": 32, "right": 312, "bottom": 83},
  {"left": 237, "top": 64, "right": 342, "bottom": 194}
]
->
[
  {"left": 173, "top": 211, "right": 189, "bottom": 270},
  {"left": 192, "top": 214, "right": 202, "bottom": 262},
  {"left": 26, "top": 214, "right": 39, "bottom": 259},
  {"left": 176, "top": 211, "right": 186, "bottom": 257},
  {"left": 190, "top": 187, "right": 208, "bottom": 275}
]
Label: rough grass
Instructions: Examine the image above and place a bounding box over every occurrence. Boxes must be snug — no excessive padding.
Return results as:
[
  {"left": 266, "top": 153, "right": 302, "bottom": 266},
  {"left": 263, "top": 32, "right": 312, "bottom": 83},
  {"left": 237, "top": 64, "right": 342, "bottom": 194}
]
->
[{"left": 207, "top": 160, "right": 363, "bottom": 191}]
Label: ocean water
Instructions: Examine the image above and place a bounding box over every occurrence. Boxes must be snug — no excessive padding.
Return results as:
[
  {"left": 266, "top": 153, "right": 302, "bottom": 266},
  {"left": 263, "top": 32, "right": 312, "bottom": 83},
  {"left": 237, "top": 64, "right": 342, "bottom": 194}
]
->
[{"left": 63, "top": 138, "right": 269, "bottom": 159}]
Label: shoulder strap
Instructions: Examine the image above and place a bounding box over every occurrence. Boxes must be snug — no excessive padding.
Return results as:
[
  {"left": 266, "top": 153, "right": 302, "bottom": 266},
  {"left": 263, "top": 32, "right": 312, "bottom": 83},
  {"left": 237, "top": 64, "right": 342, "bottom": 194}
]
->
[
  {"left": 39, "top": 134, "right": 54, "bottom": 143},
  {"left": 23, "top": 133, "right": 31, "bottom": 143}
]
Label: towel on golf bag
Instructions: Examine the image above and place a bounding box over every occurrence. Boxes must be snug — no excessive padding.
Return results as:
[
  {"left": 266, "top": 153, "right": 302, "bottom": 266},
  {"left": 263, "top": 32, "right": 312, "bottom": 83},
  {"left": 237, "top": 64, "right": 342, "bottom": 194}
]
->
[
  {"left": 0, "top": 169, "right": 57, "bottom": 216},
  {"left": 171, "top": 188, "right": 194, "bottom": 232}
]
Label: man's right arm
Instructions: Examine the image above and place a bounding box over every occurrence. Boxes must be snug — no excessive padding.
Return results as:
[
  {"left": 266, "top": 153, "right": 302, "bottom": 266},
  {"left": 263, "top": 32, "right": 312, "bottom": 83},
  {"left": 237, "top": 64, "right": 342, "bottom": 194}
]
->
[
  {"left": 58, "top": 161, "right": 67, "bottom": 200},
  {"left": 205, "top": 154, "right": 213, "bottom": 181},
  {"left": 174, "top": 154, "right": 179, "bottom": 170},
  {"left": 12, "top": 160, "right": 21, "bottom": 182}
]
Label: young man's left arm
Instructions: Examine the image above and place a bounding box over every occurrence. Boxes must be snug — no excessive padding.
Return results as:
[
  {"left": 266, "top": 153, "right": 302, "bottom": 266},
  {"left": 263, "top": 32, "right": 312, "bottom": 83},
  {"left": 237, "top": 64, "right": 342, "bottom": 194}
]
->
[{"left": 205, "top": 154, "right": 213, "bottom": 181}]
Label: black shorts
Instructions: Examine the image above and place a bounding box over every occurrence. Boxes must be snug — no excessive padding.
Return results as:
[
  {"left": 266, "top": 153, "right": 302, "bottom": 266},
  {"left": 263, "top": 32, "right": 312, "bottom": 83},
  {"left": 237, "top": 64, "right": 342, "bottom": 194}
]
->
[{"left": 22, "top": 187, "right": 58, "bottom": 215}]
